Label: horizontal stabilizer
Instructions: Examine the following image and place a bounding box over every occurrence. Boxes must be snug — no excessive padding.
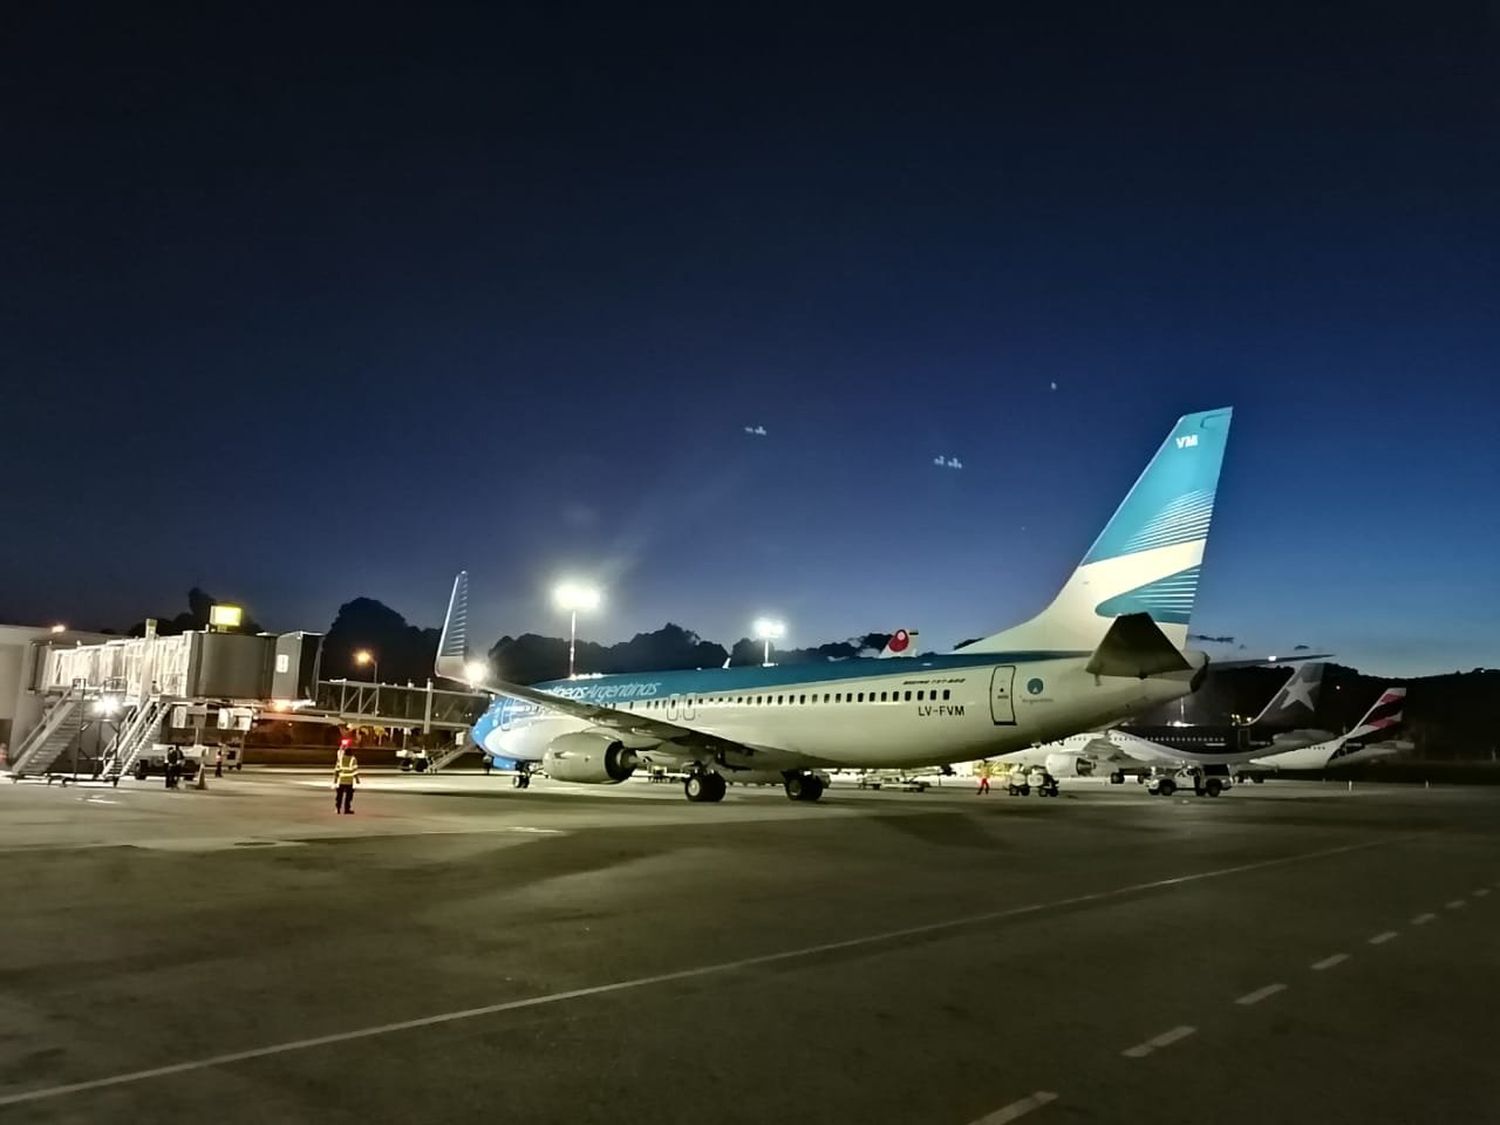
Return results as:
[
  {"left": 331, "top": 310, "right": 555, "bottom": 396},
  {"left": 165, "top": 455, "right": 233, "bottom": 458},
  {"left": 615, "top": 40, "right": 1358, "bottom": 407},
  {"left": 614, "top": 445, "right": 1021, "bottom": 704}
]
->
[{"left": 1085, "top": 613, "right": 1191, "bottom": 678}]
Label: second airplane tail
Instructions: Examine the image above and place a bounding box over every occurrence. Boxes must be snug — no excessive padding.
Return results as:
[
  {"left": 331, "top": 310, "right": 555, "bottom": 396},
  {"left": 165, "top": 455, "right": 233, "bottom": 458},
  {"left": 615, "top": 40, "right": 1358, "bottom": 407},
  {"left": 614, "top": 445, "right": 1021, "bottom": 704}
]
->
[{"left": 1249, "top": 662, "right": 1325, "bottom": 727}]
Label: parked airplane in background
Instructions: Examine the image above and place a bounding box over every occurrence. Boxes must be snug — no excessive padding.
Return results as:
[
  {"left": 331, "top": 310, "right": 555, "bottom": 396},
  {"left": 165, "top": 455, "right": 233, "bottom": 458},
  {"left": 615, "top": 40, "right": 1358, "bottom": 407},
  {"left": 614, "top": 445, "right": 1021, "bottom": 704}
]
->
[
  {"left": 1000, "top": 661, "right": 1329, "bottom": 781},
  {"left": 438, "top": 408, "right": 1234, "bottom": 803},
  {"left": 877, "top": 630, "right": 919, "bottom": 658},
  {"left": 1251, "top": 687, "right": 1408, "bottom": 771}
]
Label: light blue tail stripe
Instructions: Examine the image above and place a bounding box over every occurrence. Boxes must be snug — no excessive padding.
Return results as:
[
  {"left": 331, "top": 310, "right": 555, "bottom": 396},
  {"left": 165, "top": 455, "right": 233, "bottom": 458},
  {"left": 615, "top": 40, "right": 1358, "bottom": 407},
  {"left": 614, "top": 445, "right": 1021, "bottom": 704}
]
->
[
  {"left": 1094, "top": 566, "right": 1202, "bottom": 625},
  {"left": 1082, "top": 408, "right": 1232, "bottom": 565}
]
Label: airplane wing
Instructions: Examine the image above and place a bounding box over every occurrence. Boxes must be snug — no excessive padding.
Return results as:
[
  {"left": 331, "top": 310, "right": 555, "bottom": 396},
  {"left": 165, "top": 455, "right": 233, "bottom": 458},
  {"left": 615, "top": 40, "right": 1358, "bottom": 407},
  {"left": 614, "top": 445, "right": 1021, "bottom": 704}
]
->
[
  {"left": 434, "top": 570, "right": 811, "bottom": 772},
  {"left": 477, "top": 675, "right": 815, "bottom": 772},
  {"left": 1202, "top": 653, "right": 1334, "bottom": 670},
  {"left": 1106, "top": 730, "right": 1193, "bottom": 765}
]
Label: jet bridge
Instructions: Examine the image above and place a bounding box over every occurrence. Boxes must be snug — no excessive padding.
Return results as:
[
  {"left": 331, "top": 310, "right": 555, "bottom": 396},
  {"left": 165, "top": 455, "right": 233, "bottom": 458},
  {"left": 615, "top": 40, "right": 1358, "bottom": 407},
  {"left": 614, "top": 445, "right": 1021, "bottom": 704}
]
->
[{"left": 11, "top": 628, "right": 487, "bottom": 780}]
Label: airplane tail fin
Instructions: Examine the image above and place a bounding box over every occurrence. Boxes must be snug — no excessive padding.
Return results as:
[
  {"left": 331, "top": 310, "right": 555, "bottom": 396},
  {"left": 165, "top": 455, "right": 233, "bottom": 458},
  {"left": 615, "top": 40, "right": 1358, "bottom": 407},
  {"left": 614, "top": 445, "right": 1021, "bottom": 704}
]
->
[
  {"left": 876, "top": 629, "right": 920, "bottom": 658},
  {"left": 1347, "top": 686, "right": 1407, "bottom": 740},
  {"left": 959, "top": 408, "right": 1233, "bottom": 654},
  {"left": 434, "top": 571, "right": 472, "bottom": 682},
  {"left": 1249, "top": 662, "right": 1325, "bottom": 726}
]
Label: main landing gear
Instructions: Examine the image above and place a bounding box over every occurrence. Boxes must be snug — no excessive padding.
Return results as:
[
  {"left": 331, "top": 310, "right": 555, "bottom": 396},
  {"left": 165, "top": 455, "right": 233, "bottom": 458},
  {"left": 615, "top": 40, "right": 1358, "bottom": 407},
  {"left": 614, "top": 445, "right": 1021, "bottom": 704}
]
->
[
  {"left": 783, "top": 771, "right": 825, "bottom": 803},
  {"left": 683, "top": 771, "right": 727, "bottom": 803},
  {"left": 511, "top": 765, "right": 534, "bottom": 789}
]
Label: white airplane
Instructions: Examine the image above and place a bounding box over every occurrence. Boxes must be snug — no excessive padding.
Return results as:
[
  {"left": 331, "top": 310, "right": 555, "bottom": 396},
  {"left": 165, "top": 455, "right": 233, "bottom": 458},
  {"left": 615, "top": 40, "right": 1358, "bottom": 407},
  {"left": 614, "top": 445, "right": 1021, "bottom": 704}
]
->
[
  {"left": 437, "top": 408, "right": 1234, "bottom": 803},
  {"left": 998, "top": 661, "right": 1330, "bottom": 780},
  {"left": 1250, "top": 687, "right": 1408, "bottom": 770}
]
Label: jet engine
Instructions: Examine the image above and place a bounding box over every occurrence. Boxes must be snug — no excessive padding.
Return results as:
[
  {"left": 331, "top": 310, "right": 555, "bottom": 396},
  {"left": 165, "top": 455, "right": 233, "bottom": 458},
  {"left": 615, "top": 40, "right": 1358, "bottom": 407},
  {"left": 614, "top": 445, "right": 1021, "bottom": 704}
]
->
[
  {"left": 1046, "top": 753, "right": 1096, "bottom": 778},
  {"left": 542, "top": 732, "right": 638, "bottom": 784}
]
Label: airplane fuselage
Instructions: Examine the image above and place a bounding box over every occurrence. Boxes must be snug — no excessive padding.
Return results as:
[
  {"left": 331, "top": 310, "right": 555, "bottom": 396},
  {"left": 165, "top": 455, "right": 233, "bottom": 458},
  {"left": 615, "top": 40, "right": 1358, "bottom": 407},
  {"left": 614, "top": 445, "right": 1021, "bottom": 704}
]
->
[{"left": 472, "top": 651, "right": 1202, "bottom": 774}]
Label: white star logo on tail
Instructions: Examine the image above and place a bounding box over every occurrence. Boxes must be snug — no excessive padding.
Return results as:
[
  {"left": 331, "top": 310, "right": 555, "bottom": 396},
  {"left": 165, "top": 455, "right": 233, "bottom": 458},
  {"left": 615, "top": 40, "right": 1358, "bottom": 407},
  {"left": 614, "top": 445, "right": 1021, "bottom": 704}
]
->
[{"left": 1278, "top": 671, "right": 1317, "bottom": 712}]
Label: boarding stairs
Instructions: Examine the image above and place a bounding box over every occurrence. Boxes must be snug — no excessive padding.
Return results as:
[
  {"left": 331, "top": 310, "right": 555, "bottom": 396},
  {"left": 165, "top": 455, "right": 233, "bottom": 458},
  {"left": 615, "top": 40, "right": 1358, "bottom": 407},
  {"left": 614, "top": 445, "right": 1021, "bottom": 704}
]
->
[
  {"left": 425, "top": 741, "right": 474, "bottom": 774},
  {"left": 8, "top": 688, "right": 89, "bottom": 778},
  {"left": 100, "top": 697, "right": 167, "bottom": 783}
]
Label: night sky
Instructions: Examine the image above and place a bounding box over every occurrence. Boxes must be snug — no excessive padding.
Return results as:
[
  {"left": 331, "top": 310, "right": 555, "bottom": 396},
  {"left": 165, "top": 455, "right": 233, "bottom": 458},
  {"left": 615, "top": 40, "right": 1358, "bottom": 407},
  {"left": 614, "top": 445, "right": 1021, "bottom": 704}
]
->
[{"left": 3, "top": 4, "right": 1497, "bottom": 675}]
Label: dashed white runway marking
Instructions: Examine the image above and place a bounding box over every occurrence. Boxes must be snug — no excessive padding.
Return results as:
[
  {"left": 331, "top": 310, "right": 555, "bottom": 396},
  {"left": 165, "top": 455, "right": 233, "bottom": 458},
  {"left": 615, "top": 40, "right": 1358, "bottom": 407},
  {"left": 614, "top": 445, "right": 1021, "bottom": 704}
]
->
[
  {"left": 1122, "top": 1025, "right": 1196, "bottom": 1058},
  {"left": 1368, "top": 931, "right": 1399, "bottom": 946},
  {"left": 1474, "top": 888, "right": 1490, "bottom": 898},
  {"left": 968, "top": 1090, "right": 1058, "bottom": 1123},
  {"left": 1234, "top": 983, "right": 1287, "bottom": 1006},
  {"left": 1311, "top": 953, "right": 1350, "bottom": 971},
  {"left": 0, "top": 835, "right": 1401, "bottom": 1109},
  {"left": 1446, "top": 899, "right": 1467, "bottom": 910},
  {"left": 1411, "top": 913, "right": 1437, "bottom": 926}
]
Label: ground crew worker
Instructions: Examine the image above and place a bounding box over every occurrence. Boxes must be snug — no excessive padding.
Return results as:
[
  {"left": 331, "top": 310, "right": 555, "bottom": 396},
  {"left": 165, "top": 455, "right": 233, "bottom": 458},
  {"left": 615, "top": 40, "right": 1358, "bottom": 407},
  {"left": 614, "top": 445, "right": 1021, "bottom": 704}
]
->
[
  {"left": 333, "top": 750, "right": 360, "bottom": 814},
  {"left": 976, "top": 760, "right": 991, "bottom": 795},
  {"left": 214, "top": 748, "right": 224, "bottom": 778}
]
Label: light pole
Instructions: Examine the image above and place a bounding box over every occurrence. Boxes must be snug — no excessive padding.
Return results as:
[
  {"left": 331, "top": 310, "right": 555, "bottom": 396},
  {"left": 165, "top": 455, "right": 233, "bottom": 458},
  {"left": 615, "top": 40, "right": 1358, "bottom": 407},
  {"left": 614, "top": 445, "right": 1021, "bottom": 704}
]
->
[
  {"left": 354, "top": 650, "right": 379, "bottom": 713},
  {"left": 553, "top": 582, "right": 601, "bottom": 679},
  {"left": 753, "top": 618, "right": 785, "bottom": 667}
]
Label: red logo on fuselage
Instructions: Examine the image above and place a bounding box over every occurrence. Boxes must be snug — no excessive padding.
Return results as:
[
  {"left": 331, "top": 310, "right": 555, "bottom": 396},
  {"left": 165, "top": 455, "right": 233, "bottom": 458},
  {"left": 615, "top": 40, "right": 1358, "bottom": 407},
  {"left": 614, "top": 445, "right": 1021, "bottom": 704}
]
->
[{"left": 889, "top": 630, "right": 910, "bottom": 653}]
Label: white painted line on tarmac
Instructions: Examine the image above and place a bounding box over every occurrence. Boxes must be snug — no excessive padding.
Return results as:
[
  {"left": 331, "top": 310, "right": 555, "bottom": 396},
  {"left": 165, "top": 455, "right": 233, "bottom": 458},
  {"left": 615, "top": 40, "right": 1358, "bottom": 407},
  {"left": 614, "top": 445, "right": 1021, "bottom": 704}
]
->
[
  {"left": 1368, "top": 931, "right": 1399, "bottom": 946},
  {"left": 968, "top": 1090, "right": 1059, "bottom": 1124},
  {"left": 1122, "top": 1025, "right": 1197, "bottom": 1058},
  {"left": 1473, "top": 888, "right": 1490, "bottom": 898},
  {"left": 1446, "top": 899, "right": 1467, "bottom": 910},
  {"left": 1411, "top": 913, "right": 1437, "bottom": 926},
  {"left": 0, "top": 836, "right": 1402, "bottom": 1109},
  {"left": 1234, "top": 983, "right": 1287, "bottom": 1006},
  {"left": 1311, "top": 953, "right": 1350, "bottom": 971}
]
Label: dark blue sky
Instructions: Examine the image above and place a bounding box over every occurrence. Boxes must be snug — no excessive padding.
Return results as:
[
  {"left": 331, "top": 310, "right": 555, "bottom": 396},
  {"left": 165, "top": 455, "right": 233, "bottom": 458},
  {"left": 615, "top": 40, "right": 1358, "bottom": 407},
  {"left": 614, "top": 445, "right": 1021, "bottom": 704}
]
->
[{"left": 3, "top": 3, "right": 1496, "bottom": 675}]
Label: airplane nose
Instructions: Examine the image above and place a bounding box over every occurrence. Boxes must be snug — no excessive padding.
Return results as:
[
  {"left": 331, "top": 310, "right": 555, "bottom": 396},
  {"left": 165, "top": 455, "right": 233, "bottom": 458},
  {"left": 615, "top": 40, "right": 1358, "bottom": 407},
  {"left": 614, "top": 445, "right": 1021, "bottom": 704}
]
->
[{"left": 471, "top": 705, "right": 497, "bottom": 747}]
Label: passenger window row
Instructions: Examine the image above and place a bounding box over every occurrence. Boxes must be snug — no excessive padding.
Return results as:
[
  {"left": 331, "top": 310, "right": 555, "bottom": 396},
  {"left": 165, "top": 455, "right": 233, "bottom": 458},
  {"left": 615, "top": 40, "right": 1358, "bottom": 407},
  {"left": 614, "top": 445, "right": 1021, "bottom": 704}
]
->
[{"left": 631, "top": 689, "right": 952, "bottom": 710}]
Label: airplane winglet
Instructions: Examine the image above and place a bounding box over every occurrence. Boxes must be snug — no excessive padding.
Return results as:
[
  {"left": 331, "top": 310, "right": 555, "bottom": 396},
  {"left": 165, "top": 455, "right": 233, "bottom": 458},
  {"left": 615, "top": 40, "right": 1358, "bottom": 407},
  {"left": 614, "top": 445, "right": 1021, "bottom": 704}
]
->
[
  {"left": 1084, "top": 613, "right": 1191, "bottom": 678},
  {"left": 434, "top": 571, "right": 471, "bottom": 682}
]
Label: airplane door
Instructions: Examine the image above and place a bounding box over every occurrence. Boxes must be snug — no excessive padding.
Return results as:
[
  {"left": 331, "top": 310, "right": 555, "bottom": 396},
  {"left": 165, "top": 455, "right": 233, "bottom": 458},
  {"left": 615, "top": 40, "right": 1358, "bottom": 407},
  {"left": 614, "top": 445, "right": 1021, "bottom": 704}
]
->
[
  {"left": 681, "top": 695, "right": 696, "bottom": 721},
  {"left": 667, "top": 694, "right": 681, "bottom": 721},
  {"left": 989, "top": 666, "right": 1016, "bottom": 725}
]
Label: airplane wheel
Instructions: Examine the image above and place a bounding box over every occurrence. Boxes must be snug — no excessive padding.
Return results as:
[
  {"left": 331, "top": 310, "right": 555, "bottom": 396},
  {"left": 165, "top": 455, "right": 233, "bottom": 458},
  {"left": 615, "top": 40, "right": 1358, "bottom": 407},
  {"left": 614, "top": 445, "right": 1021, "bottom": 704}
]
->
[
  {"left": 1206, "top": 778, "right": 1223, "bottom": 797},
  {"left": 783, "top": 773, "right": 823, "bottom": 802},
  {"left": 685, "top": 774, "right": 712, "bottom": 802},
  {"left": 1110, "top": 771, "right": 1125, "bottom": 785},
  {"left": 1019, "top": 784, "right": 1030, "bottom": 796},
  {"left": 705, "top": 772, "right": 727, "bottom": 802},
  {"left": 1252, "top": 775, "right": 1265, "bottom": 784}
]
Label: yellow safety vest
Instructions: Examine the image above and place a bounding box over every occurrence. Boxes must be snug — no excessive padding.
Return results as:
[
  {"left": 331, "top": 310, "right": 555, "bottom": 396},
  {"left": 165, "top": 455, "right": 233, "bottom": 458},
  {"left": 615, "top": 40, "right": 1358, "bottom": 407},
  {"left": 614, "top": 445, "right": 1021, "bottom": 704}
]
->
[{"left": 334, "top": 755, "right": 360, "bottom": 785}]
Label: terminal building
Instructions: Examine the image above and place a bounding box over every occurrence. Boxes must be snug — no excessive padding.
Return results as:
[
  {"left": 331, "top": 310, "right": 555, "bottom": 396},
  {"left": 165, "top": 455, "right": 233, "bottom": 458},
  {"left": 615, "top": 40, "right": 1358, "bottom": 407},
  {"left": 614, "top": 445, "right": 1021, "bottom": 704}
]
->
[{"left": 1, "top": 621, "right": 485, "bottom": 783}]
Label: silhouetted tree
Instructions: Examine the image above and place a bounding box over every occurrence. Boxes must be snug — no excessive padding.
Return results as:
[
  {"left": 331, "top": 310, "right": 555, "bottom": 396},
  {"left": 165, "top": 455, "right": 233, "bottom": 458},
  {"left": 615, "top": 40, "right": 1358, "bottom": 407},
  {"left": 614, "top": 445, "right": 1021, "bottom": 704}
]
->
[
  {"left": 323, "top": 598, "right": 440, "bottom": 684},
  {"left": 487, "top": 624, "right": 730, "bottom": 683},
  {"left": 127, "top": 587, "right": 264, "bottom": 636}
]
